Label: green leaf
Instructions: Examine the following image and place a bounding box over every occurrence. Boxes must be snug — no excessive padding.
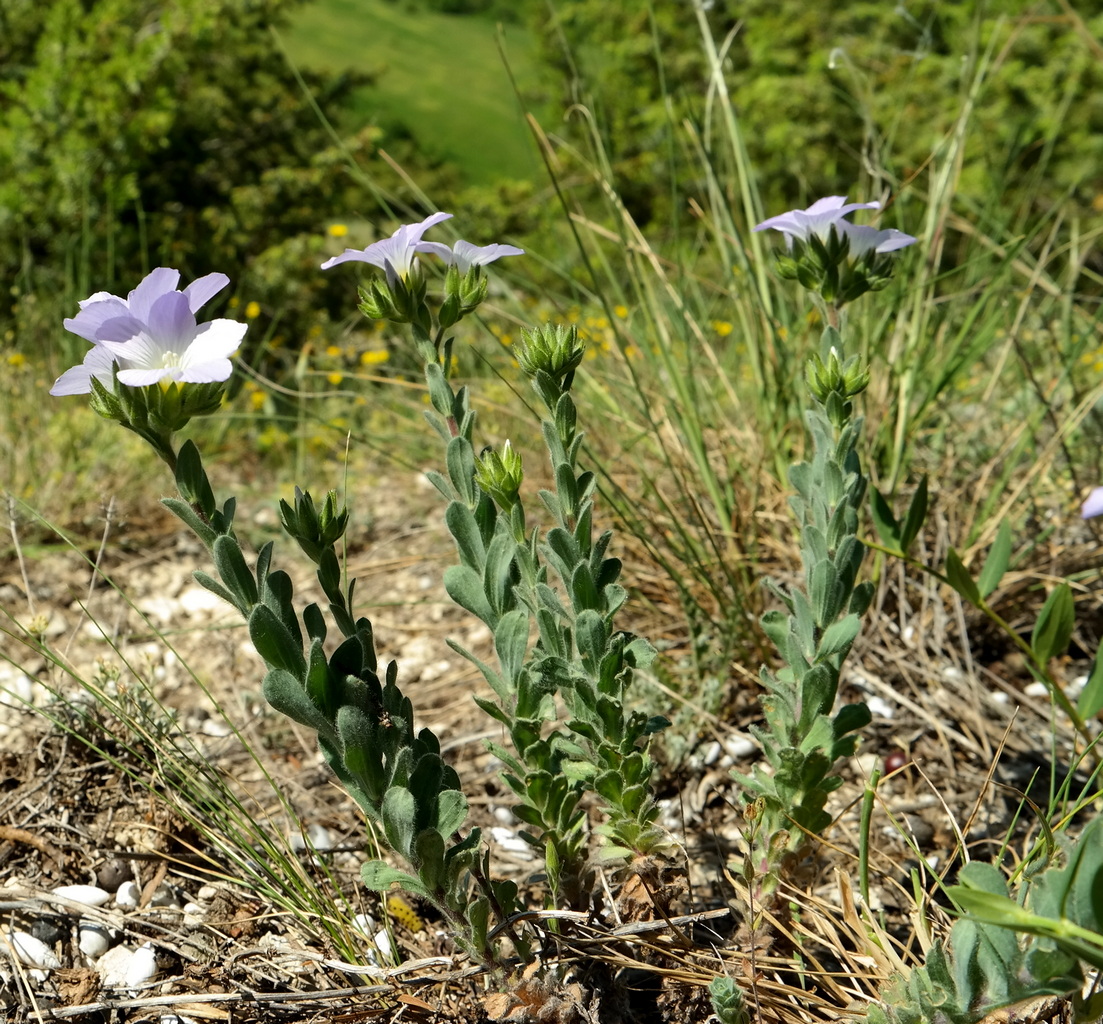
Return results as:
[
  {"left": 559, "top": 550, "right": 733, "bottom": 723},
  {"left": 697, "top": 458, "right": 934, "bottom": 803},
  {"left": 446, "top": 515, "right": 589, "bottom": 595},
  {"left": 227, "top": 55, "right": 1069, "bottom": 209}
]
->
[
  {"left": 977, "top": 519, "right": 1012, "bottom": 599},
  {"left": 443, "top": 564, "right": 495, "bottom": 627},
  {"left": 1078, "top": 647, "right": 1103, "bottom": 719},
  {"left": 249, "top": 603, "right": 306, "bottom": 678},
  {"left": 494, "top": 609, "right": 529, "bottom": 686},
  {"left": 192, "top": 570, "right": 237, "bottom": 611},
  {"left": 869, "top": 488, "right": 901, "bottom": 550},
  {"left": 899, "top": 476, "right": 928, "bottom": 554},
  {"left": 446, "top": 436, "right": 476, "bottom": 507},
  {"left": 174, "top": 439, "right": 215, "bottom": 517},
  {"left": 413, "top": 828, "right": 445, "bottom": 891},
  {"left": 445, "top": 500, "right": 485, "bottom": 570},
  {"left": 1032, "top": 583, "right": 1074, "bottom": 667},
  {"left": 262, "top": 668, "right": 332, "bottom": 739},
  {"left": 381, "top": 787, "right": 418, "bottom": 860},
  {"left": 162, "top": 497, "right": 217, "bottom": 548},
  {"left": 944, "top": 548, "right": 981, "bottom": 606},
  {"left": 360, "top": 860, "right": 429, "bottom": 899},
  {"left": 817, "top": 613, "right": 860, "bottom": 660},
  {"left": 436, "top": 790, "right": 468, "bottom": 839},
  {"left": 212, "top": 534, "right": 258, "bottom": 610}
]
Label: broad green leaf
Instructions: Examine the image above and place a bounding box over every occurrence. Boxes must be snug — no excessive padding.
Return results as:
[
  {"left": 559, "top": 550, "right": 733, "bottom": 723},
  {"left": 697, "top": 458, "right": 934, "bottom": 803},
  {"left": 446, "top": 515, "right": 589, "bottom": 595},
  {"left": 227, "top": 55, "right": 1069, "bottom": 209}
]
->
[
  {"left": 494, "top": 609, "right": 530, "bottom": 686},
  {"left": 249, "top": 603, "right": 306, "bottom": 678},
  {"left": 212, "top": 534, "right": 258, "bottom": 609},
  {"left": 381, "top": 787, "right": 418, "bottom": 860},
  {"left": 817, "top": 613, "right": 860, "bottom": 660},
  {"left": 436, "top": 789, "right": 468, "bottom": 839},
  {"left": 978, "top": 519, "right": 1012, "bottom": 599},
  {"left": 1079, "top": 647, "right": 1103, "bottom": 719},
  {"left": 1031, "top": 583, "right": 1074, "bottom": 667},
  {"left": 445, "top": 499, "right": 485, "bottom": 571},
  {"left": 900, "top": 476, "right": 929, "bottom": 554},
  {"left": 944, "top": 548, "right": 981, "bottom": 606},
  {"left": 360, "top": 860, "right": 429, "bottom": 899},
  {"left": 443, "top": 564, "right": 495, "bottom": 627},
  {"left": 869, "top": 487, "right": 904, "bottom": 551}
]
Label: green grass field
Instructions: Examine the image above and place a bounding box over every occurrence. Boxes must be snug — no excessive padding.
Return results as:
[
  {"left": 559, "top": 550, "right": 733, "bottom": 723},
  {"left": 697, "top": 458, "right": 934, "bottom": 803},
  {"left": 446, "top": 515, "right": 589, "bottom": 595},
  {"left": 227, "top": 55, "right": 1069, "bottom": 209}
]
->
[{"left": 280, "top": 0, "right": 544, "bottom": 185}]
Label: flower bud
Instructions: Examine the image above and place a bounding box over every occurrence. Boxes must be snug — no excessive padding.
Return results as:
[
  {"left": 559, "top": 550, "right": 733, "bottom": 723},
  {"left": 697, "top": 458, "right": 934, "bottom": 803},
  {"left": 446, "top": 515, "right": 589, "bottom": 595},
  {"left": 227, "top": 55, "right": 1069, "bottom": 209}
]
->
[
  {"left": 516, "top": 324, "right": 586, "bottom": 381},
  {"left": 474, "top": 441, "right": 524, "bottom": 511},
  {"left": 279, "top": 487, "right": 350, "bottom": 563}
]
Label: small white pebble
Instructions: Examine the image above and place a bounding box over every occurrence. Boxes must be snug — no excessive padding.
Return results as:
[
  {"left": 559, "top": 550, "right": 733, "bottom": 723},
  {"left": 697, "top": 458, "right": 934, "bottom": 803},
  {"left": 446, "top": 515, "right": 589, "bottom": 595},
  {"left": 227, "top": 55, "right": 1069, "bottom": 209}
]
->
[
  {"left": 991, "top": 691, "right": 1011, "bottom": 705},
  {"left": 307, "top": 824, "right": 333, "bottom": 851},
  {"left": 489, "top": 826, "right": 534, "bottom": 858},
  {"left": 182, "top": 902, "right": 204, "bottom": 928},
  {"left": 115, "top": 881, "right": 140, "bottom": 908},
  {"left": 196, "top": 885, "right": 219, "bottom": 903},
  {"left": 126, "top": 942, "right": 157, "bottom": 988},
  {"left": 702, "top": 741, "right": 722, "bottom": 767},
  {"left": 352, "top": 913, "right": 376, "bottom": 938},
  {"left": 78, "top": 922, "right": 112, "bottom": 958},
  {"left": 941, "top": 665, "right": 963, "bottom": 683},
  {"left": 902, "top": 625, "right": 916, "bottom": 645},
  {"left": 492, "top": 806, "right": 516, "bottom": 825},
  {"left": 866, "top": 695, "right": 895, "bottom": 720},
  {"left": 373, "top": 928, "right": 394, "bottom": 963},
  {"left": 1024, "top": 681, "right": 1050, "bottom": 699},
  {"left": 7, "top": 931, "right": 61, "bottom": 969},
  {"left": 200, "top": 718, "right": 233, "bottom": 738},
  {"left": 725, "top": 736, "right": 757, "bottom": 759},
  {"left": 53, "top": 884, "right": 112, "bottom": 907},
  {"left": 97, "top": 944, "right": 135, "bottom": 986}
]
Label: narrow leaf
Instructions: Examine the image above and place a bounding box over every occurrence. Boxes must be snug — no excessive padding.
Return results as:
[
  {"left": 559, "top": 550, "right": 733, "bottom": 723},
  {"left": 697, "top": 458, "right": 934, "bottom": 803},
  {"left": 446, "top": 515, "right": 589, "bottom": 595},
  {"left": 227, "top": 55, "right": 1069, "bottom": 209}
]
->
[
  {"left": 945, "top": 548, "right": 981, "bottom": 606},
  {"left": 977, "top": 519, "right": 1012, "bottom": 599},
  {"left": 899, "top": 476, "right": 929, "bottom": 553},
  {"left": 1032, "top": 583, "right": 1074, "bottom": 667}
]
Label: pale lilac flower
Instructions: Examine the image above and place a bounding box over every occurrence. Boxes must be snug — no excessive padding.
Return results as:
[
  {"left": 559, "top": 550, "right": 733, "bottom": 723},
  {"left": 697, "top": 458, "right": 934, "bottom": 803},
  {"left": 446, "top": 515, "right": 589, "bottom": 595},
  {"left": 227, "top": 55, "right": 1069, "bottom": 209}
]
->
[
  {"left": 839, "top": 221, "right": 917, "bottom": 256},
  {"left": 320, "top": 211, "right": 453, "bottom": 284},
  {"left": 415, "top": 239, "right": 524, "bottom": 274},
  {"left": 753, "top": 196, "right": 882, "bottom": 248},
  {"left": 51, "top": 268, "right": 245, "bottom": 395},
  {"left": 1082, "top": 487, "right": 1103, "bottom": 519}
]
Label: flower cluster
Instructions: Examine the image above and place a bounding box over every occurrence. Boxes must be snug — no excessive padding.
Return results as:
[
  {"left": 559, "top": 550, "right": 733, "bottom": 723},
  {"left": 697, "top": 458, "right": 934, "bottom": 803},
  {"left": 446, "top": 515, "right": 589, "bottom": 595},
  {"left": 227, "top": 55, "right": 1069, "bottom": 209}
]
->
[
  {"left": 51, "top": 269, "right": 245, "bottom": 396},
  {"left": 321, "top": 211, "right": 523, "bottom": 285},
  {"left": 754, "top": 195, "right": 916, "bottom": 305}
]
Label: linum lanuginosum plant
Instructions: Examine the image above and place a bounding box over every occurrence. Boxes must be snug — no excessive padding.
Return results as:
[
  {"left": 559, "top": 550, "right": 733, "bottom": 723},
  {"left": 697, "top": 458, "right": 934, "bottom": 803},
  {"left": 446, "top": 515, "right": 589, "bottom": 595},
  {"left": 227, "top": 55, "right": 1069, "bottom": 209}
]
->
[
  {"left": 50, "top": 212, "right": 668, "bottom": 973},
  {"left": 323, "top": 215, "right": 670, "bottom": 912},
  {"left": 734, "top": 197, "right": 917, "bottom": 899},
  {"left": 49, "top": 256, "right": 513, "bottom": 971}
]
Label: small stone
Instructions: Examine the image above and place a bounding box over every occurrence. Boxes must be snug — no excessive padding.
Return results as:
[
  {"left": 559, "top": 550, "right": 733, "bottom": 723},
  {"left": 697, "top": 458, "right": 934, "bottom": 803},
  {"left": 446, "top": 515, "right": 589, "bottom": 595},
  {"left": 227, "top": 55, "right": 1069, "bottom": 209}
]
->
[
  {"left": 53, "top": 884, "right": 112, "bottom": 907},
  {"left": 78, "top": 922, "right": 112, "bottom": 958},
  {"left": 97, "top": 858, "right": 130, "bottom": 891},
  {"left": 126, "top": 942, "right": 158, "bottom": 988},
  {"left": 1024, "top": 681, "right": 1049, "bottom": 699},
  {"left": 115, "top": 881, "right": 140, "bottom": 908},
  {"left": 97, "top": 944, "right": 134, "bottom": 986},
  {"left": 8, "top": 931, "right": 61, "bottom": 970}
]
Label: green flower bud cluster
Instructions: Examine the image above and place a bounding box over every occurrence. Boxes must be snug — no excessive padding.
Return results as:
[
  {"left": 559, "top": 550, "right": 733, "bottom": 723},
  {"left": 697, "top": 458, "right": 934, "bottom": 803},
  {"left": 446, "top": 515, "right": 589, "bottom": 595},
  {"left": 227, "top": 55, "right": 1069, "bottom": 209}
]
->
[
  {"left": 516, "top": 323, "right": 586, "bottom": 381},
  {"left": 88, "top": 370, "right": 226, "bottom": 468},
  {"left": 474, "top": 441, "right": 524, "bottom": 511},
  {"left": 439, "top": 265, "right": 490, "bottom": 330},
  {"left": 358, "top": 265, "right": 430, "bottom": 330},
  {"left": 278, "top": 487, "right": 350, "bottom": 564},
  {"left": 776, "top": 228, "right": 901, "bottom": 306}
]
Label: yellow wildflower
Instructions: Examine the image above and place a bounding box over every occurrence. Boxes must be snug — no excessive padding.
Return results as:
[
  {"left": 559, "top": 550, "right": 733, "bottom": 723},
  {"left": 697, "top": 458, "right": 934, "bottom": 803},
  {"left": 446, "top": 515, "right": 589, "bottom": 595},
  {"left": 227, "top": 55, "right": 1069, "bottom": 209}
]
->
[
  {"left": 327, "top": 371, "right": 343, "bottom": 386},
  {"left": 245, "top": 301, "right": 261, "bottom": 319},
  {"left": 328, "top": 223, "right": 349, "bottom": 238},
  {"left": 360, "top": 350, "right": 390, "bottom": 366},
  {"left": 614, "top": 304, "right": 628, "bottom": 319},
  {"left": 7, "top": 352, "right": 26, "bottom": 368}
]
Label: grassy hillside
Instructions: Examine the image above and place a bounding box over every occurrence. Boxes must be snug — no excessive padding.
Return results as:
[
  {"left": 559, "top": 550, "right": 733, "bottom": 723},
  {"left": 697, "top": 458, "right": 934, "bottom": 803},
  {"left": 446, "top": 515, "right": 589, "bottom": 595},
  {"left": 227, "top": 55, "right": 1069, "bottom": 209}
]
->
[{"left": 280, "top": 0, "right": 544, "bottom": 185}]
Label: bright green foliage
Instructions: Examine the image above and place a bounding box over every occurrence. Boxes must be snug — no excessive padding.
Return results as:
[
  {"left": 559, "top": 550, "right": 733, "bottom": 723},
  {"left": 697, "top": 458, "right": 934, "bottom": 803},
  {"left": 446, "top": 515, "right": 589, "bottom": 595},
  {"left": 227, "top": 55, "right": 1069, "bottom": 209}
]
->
[
  {"left": 734, "top": 325, "right": 873, "bottom": 892},
  {"left": 871, "top": 820, "right": 1103, "bottom": 1023},
  {"left": 421, "top": 318, "right": 670, "bottom": 909}
]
